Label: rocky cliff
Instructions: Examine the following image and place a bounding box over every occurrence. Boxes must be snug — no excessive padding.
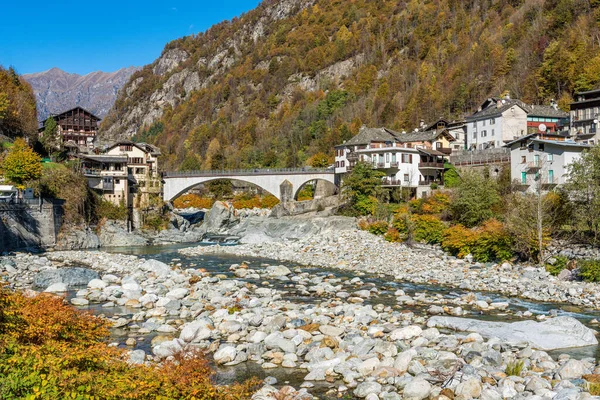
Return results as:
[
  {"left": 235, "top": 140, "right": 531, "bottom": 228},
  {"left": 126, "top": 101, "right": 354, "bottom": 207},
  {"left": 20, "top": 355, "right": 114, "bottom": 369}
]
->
[{"left": 23, "top": 67, "right": 139, "bottom": 121}]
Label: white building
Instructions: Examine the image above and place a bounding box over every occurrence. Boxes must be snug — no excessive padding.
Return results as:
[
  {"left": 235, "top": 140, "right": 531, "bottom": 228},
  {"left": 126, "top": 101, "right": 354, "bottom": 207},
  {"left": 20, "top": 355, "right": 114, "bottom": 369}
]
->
[
  {"left": 505, "top": 133, "right": 590, "bottom": 192},
  {"left": 335, "top": 126, "right": 453, "bottom": 197},
  {"left": 466, "top": 97, "right": 529, "bottom": 150},
  {"left": 104, "top": 141, "right": 162, "bottom": 208},
  {"left": 79, "top": 154, "right": 129, "bottom": 206}
]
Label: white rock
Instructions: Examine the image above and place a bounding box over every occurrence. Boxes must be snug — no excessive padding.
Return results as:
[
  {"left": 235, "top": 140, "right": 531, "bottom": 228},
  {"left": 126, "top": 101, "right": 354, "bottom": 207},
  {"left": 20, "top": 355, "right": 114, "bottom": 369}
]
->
[
  {"left": 87, "top": 279, "right": 108, "bottom": 289},
  {"left": 45, "top": 282, "right": 68, "bottom": 293},
  {"left": 213, "top": 346, "right": 237, "bottom": 364},
  {"left": 390, "top": 325, "right": 422, "bottom": 341},
  {"left": 403, "top": 378, "right": 431, "bottom": 400}
]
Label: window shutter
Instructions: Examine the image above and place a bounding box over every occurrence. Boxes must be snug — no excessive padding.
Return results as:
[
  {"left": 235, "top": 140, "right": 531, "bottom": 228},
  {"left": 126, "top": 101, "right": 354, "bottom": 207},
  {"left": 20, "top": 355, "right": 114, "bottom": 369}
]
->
[{"left": 409, "top": 154, "right": 413, "bottom": 163}]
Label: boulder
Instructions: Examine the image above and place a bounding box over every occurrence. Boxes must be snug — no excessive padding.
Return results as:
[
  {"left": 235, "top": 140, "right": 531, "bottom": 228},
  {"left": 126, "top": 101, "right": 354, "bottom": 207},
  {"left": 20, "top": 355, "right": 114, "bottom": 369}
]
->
[
  {"left": 403, "top": 379, "right": 432, "bottom": 400},
  {"left": 354, "top": 382, "right": 382, "bottom": 398},
  {"left": 44, "top": 282, "right": 68, "bottom": 293},
  {"left": 141, "top": 259, "right": 172, "bottom": 277},
  {"left": 98, "top": 220, "right": 149, "bottom": 247},
  {"left": 427, "top": 316, "right": 598, "bottom": 350},
  {"left": 34, "top": 267, "right": 99, "bottom": 288},
  {"left": 265, "top": 265, "right": 292, "bottom": 277},
  {"left": 390, "top": 325, "right": 422, "bottom": 341},
  {"left": 203, "top": 201, "right": 239, "bottom": 233},
  {"left": 214, "top": 346, "right": 237, "bottom": 364}
]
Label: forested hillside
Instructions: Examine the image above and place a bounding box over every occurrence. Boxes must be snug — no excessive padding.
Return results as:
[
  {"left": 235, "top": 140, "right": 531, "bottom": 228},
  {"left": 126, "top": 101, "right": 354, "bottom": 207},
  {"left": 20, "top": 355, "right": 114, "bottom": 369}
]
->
[
  {"left": 0, "top": 66, "right": 37, "bottom": 140},
  {"left": 101, "top": 0, "right": 600, "bottom": 171}
]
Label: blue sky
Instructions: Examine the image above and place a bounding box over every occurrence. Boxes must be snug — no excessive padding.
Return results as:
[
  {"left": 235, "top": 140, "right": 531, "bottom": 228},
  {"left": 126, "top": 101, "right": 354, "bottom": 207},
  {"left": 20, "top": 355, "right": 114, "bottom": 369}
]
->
[{"left": 0, "top": 0, "right": 261, "bottom": 75}]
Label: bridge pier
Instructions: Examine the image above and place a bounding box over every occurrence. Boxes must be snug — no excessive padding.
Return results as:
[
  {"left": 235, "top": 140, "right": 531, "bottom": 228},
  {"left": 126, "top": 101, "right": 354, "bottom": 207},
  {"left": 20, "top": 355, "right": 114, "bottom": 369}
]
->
[{"left": 280, "top": 180, "right": 294, "bottom": 203}]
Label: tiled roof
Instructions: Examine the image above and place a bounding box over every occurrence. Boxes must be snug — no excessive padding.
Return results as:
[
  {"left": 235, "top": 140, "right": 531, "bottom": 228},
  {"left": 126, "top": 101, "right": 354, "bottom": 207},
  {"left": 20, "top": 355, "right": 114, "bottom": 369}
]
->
[
  {"left": 466, "top": 99, "right": 530, "bottom": 120},
  {"left": 528, "top": 105, "right": 568, "bottom": 118},
  {"left": 342, "top": 126, "right": 397, "bottom": 146},
  {"left": 391, "top": 129, "right": 445, "bottom": 143}
]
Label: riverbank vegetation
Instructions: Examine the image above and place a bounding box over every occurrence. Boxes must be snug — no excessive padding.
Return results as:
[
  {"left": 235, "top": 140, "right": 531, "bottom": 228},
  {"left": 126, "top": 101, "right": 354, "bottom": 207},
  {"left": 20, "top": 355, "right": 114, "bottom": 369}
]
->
[
  {"left": 173, "top": 189, "right": 279, "bottom": 210},
  {"left": 347, "top": 148, "right": 600, "bottom": 266},
  {"left": 0, "top": 285, "right": 260, "bottom": 399}
]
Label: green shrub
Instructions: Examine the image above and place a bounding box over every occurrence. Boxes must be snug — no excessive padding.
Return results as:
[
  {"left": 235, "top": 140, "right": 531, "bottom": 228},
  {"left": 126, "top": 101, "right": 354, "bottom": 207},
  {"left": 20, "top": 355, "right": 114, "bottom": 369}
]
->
[
  {"left": 367, "top": 220, "right": 389, "bottom": 235},
  {"left": 96, "top": 200, "right": 128, "bottom": 221},
  {"left": 354, "top": 195, "right": 379, "bottom": 216},
  {"left": 413, "top": 215, "right": 447, "bottom": 244},
  {"left": 579, "top": 259, "right": 600, "bottom": 282},
  {"left": 545, "top": 255, "right": 569, "bottom": 276}
]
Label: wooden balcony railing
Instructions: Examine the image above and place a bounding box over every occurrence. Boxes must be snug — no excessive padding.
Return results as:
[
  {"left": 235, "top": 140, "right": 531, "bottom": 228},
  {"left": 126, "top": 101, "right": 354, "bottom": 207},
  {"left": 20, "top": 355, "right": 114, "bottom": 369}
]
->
[{"left": 418, "top": 162, "right": 444, "bottom": 169}]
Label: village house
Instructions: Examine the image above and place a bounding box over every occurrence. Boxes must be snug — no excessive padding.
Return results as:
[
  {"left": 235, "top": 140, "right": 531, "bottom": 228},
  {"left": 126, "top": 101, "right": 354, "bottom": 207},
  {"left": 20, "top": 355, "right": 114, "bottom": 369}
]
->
[
  {"left": 104, "top": 140, "right": 161, "bottom": 208},
  {"left": 334, "top": 125, "right": 454, "bottom": 197},
  {"left": 504, "top": 133, "right": 589, "bottom": 192},
  {"left": 466, "top": 97, "right": 529, "bottom": 150},
  {"left": 423, "top": 118, "right": 467, "bottom": 152},
  {"left": 569, "top": 89, "right": 600, "bottom": 145},
  {"left": 78, "top": 140, "right": 161, "bottom": 208},
  {"left": 39, "top": 107, "right": 100, "bottom": 152},
  {"left": 527, "top": 102, "right": 569, "bottom": 135},
  {"left": 79, "top": 154, "right": 129, "bottom": 206},
  {"left": 466, "top": 96, "right": 570, "bottom": 151}
]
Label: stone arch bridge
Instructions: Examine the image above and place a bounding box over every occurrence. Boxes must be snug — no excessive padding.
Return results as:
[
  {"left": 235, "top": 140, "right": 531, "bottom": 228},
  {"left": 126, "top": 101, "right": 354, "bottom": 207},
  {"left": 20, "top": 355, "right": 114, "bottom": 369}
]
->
[{"left": 162, "top": 168, "right": 338, "bottom": 203}]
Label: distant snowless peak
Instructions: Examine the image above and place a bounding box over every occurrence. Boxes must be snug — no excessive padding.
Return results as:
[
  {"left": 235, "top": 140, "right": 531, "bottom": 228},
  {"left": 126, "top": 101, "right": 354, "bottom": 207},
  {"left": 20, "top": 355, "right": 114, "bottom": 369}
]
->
[{"left": 22, "top": 67, "right": 140, "bottom": 121}]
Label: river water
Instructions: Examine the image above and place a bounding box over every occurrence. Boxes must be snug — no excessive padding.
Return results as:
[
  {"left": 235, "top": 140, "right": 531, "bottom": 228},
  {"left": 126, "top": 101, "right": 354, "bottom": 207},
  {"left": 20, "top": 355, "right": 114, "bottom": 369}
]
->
[{"left": 74, "top": 243, "right": 600, "bottom": 394}]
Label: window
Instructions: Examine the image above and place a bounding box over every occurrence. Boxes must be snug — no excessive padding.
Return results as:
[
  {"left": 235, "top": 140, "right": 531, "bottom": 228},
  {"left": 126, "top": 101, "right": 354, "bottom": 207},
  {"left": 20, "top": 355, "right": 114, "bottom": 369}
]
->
[
  {"left": 403, "top": 174, "right": 409, "bottom": 182},
  {"left": 548, "top": 153, "right": 553, "bottom": 162},
  {"left": 490, "top": 118, "right": 495, "bottom": 125},
  {"left": 120, "top": 145, "right": 133, "bottom": 152},
  {"left": 401, "top": 154, "right": 413, "bottom": 163},
  {"left": 521, "top": 156, "right": 526, "bottom": 164},
  {"left": 115, "top": 179, "right": 120, "bottom": 184},
  {"left": 521, "top": 172, "right": 527, "bottom": 184},
  {"left": 436, "top": 142, "right": 442, "bottom": 149},
  {"left": 491, "top": 129, "right": 495, "bottom": 136},
  {"left": 472, "top": 121, "right": 476, "bottom": 127},
  {"left": 341, "top": 161, "right": 345, "bottom": 167},
  {"left": 538, "top": 143, "right": 544, "bottom": 151},
  {"left": 385, "top": 153, "right": 390, "bottom": 163},
  {"left": 473, "top": 131, "right": 477, "bottom": 139},
  {"left": 548, "top": 170, "right": 554, "bottom": 183},
  {"left": 379, "top": 154, "right": 384, "bottom": 164},
  {"left": 114, "top": 163, "right": 122, "bottom": 171},
  {"left": 481, "top": 130, "right": 487, "bottom": 137},
  {"left": 483, "top": 120, "right": 486, "bottom": 126},
  {"left": 534, "top": 154, "right": 540, "bottom": 166},
  {"left": 335, "top": 161, "right": 339, "bottom": 168},
  {"left": 392, "top": 154, "right": 397, "bottom": 163}
]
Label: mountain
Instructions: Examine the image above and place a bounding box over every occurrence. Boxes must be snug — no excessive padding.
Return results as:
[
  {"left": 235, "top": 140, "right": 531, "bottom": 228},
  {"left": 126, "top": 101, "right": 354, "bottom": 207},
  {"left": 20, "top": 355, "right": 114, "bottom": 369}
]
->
[
  {"left": 100, "top": 0, "right": 600, "bottom": 171},
  {"left": 23, "top": 67, "right": 139, "bottom": 121}
]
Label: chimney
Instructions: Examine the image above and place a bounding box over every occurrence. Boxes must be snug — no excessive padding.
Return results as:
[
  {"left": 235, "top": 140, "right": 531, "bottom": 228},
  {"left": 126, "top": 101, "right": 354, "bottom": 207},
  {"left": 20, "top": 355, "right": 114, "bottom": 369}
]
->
[
  {"left": 420, "top": 119, "right": 426, "bottom": 129},
  {"left": 550, "top": 99, "right": 558, "bottom": 110},
  {"left": 496, "top": 100, "right": 503, "bottom": 109},
  {"left": 504, "top": 92, "right": 510, "bottom": 100}
]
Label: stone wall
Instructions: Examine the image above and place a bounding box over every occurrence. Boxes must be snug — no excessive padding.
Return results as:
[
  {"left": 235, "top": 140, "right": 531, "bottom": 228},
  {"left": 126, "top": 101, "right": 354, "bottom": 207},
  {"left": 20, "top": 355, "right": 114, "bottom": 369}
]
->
[{"left": 0, "top": 199, "right": 64, "bottom": 252}]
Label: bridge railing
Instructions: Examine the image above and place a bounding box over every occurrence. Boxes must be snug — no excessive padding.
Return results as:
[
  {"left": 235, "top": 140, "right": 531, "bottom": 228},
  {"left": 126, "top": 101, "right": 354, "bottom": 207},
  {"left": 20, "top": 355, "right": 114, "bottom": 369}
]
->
[{"left": 163, "top": 167, "right": 334, "bottom": 178}]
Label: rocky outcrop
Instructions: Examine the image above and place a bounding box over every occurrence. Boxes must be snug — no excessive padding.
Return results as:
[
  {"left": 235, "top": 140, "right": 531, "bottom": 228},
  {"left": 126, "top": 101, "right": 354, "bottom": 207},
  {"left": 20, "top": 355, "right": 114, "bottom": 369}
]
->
[
  {"left": 97, "top": 221, "right": 149, "bottom": 247},
  {"left": 33, "top": 267, "right": 99, "bottom": 289},
  {"left": 55, "top": 228, "right": 100, "bottom": 250},
  {"left": 229, "top": 215, "right": 356, "bottom": 244},
  {"left": 427, "top": 316, "right": 598, "bottom": 350},
  {"left": 23, "top": 67, "right": 139, "bottom": 120},
  {"left": 270, "top": 195, "right": 342, "bottom": 218},
  {"left": 100, "top": 0, "right": 316, "bottom": 142},
  {"left": 202, "top": 201, "right": 240, "bottom": 233}
]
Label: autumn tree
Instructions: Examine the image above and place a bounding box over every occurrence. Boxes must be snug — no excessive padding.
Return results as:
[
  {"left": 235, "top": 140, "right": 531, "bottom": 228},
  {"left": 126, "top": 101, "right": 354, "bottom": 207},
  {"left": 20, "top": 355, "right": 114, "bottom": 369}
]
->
[
  {"left": 1, "top": 138, "right": 42, "bottom": 189},
  {"left": 307, "top": 152, "right": 330, "bottom": 168}
]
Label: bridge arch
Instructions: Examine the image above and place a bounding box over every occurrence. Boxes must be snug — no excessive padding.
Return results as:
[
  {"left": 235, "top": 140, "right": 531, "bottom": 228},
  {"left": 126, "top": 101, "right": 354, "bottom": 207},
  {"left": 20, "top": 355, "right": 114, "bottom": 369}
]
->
[
  {"left": 162, "top": 169, "right": 337, "bottom": 203},
  {"left": 168, "top": 177, "right": 279, "bottom": 203},
  {"left": 294, "top": 178, "right": 338, "bottom": 201}
]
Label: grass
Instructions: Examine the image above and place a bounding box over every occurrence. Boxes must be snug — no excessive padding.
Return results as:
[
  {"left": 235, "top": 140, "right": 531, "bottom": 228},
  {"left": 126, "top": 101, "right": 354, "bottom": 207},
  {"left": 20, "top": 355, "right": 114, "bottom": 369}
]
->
[{"left": 505, "top": 360, "right": 524, "bottom": 376}]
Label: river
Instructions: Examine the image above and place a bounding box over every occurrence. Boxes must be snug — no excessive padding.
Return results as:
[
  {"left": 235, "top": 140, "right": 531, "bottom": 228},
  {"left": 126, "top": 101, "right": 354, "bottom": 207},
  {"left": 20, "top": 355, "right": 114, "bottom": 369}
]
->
[{"left": 60, "top": 242, "right": 600, "bottom": 396}]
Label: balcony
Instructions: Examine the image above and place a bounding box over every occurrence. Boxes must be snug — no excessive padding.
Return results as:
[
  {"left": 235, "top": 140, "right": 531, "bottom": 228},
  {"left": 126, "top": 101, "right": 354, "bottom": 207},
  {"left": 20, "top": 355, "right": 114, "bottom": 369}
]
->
[
  {"left": 346, "top": 152, "right": 359, "bottom": 161},
  {"left": 390, "top": 161, "right": 399, "bottom": 168},
  {"left": 525, "top": 161, "right": 541, "bottom": 171},
  {"left": 382, "top": 178, "right": 407, "bottom": 186},
  {"left": 376, "top": 163, "right": 386, "bottom": 168},
  {"left": 419, "top": 179, "right": 444, "bottom": 186},
  {"left": 418, "top": 161, "right": 445, "bottom": 169},
  {"left": 437, "top": 147, "right": 452, "bottom": 155}
]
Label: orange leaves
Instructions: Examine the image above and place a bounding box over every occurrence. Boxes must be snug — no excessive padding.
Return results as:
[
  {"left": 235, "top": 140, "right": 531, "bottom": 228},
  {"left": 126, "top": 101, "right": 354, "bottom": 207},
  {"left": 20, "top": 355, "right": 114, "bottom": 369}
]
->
[
  {"left": 0, "top": 286, "right": 259, "bottom": 399},
  {"left": 173, "top": 194, "right": 215, "bottom": 209}
]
